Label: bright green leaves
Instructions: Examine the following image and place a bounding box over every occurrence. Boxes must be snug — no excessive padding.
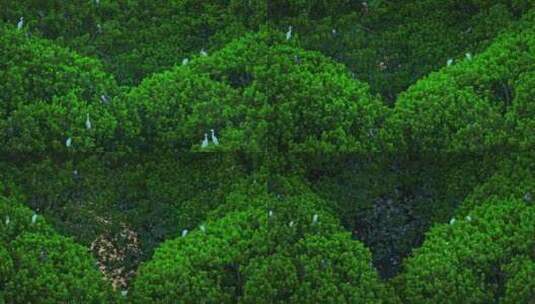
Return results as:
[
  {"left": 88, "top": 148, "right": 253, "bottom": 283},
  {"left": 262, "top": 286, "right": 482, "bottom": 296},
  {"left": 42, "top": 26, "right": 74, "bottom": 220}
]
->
[
  {"left": 0, "top": 196, "right": 114, "bottom": 303},
  {"left": 396, "top": 199, "right": 535, "bottom": 303},
  {"left": 132, "top": 192, "right": 395, "bottom": 303}
]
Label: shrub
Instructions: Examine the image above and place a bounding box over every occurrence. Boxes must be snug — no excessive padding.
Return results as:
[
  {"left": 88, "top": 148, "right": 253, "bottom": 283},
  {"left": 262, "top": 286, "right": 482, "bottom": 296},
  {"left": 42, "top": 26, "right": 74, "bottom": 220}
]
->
[
  {"left": 122, "top": 30, "right": 389, "bottom": 154},
  {"left": 0, "top": 196, "right": 115, "bottom": 303},
  {"left": 501, "top": 255, "right": 535, "bottom": 304},
  {"left": 0, "top": 26, "right": 121, "bottom": 154},
  {"left": 268, "top": 1, "right": 522, "bottom": 102},
  {"left": 4, "top": 232, "right": 115, "bottom": 303},
  {"left": 241, "top": 232, "right": 398, "bottom": 303},
  {"left": 388, "top": 9, "right": 535, "bottom": 154},
  {"left": 132, "top": 192, "right": 396, "bottom": 303},
  {"left": 0, "top": 196, "right": 53, "bottom": 244},
  {"left": 458, "top": 154, "right": 534, "bottom": 215},
  {"left": 1, "top": 0, "right": 266, "bottom": 85},
  {"left": 395, "top": 199, "right": 535, "bottom": 303}
]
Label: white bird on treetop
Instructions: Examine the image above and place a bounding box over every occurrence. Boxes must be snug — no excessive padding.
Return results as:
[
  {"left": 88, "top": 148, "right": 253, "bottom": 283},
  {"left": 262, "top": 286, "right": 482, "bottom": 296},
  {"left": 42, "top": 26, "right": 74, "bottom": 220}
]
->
[
  {"left": 268, "top": 210, "right": 273, "bottom": 217},
  {"left": 449, "top": 218, "right": 456, "bottom": 225},
  {"left": 200, "top": 225, "right": 206, "bottom": 233},
  {"left": 289, "top": 221, "right": 294, "bottom": 227},
  {"left": 85, "top": 113, "right": 92, "bottom": 130},
  {"left": 66, "top": 137, "right": 72, "bottom": 148},
  {"left": 5, "top": 216, "right": 9, "bottom": 226},
  {"left": 286, "top": 25, "right": 292, "bottom": 41},
  {"left": 465, "top": 52, "right": 472, "bottom": 60},
  {"left": 17, "top": 17, "right": 24, "bottom": 30},
  {"left": 200, "top": 49, "right": 208, "bottom": 56},
  {"left": 100, "top": 95, "right": 109, "bottom": 104},
  {"left": 31, "top": 213, "right": 37, "bottom": 224},
  {"left": 211, "top": 129, "right": 219, "bottom": 145},
  {"left": 447, "top": 59, "right": 453, "bottom": 66},
  {"left": 465, "top": 215, "right": 472, "bottom": 222},
  {"left": 332, "top": 29, "right": 337, "bottom": 36},
  {"left": 181, "top": 229, "right": 188, "bottom": 237},
  {"left": 201, "top": 133, "right": 209, "bottom": 148},
  {"left": 312, "top": 214, "right": 318, "bottom": 225},
  {"left": 182, "top": 58, "right": 189, "bottom": 65}
]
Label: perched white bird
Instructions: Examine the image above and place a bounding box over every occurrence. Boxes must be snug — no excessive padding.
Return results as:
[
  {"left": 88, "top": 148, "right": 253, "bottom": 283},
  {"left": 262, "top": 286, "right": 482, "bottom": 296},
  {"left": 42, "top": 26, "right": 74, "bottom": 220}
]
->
[
  {"left": 100, "top": 95, "right": 109, "bottom": 104},
  {"left": 66, "top": 137, "right": 72, "bottom": 148},
  {"left": 286, "top": 25, "right": 292, "bottom": 41},
  {"left": 85, "top": 113, "right": 92, "bottom": 130},
  {"left": 449, "top": 218, "right": 456, "bottom": 225},
  {"left": 200, "top": 49, "right": 208, "bottom": 57},
  {"left": 96, "top": 23, "right": 102, "bottom": 34},
  {"left": 95, "top": 0, "right": 100, "bottom": 6},
  {"left": 465, "top": 52, "right": 472, "bottom": 60},
  {"left": 312, "top": 214, "right": 318, "bottom": 225},
  {"left": 182, "top": 58, "right": 189, "bottom": 65},
  {"left": 447, "top": 59, "right": 453, "bottom": 66},
  {"left": 268, "top": 210, "right": 273, "bottom": 217},
  {"left": 17, "top": 17, "right": 24, "bottom": 30},
  {"left": 73, "top": 169, "right": 78, "bottom": 176},
  {"left": 201, "top": 133, "right": 209, "bottom": 148},
  {"left": 5, "top": 216, "right": 9, "bottom": 226},
  {"left": 200, "top": 225, "right": 206, "bottom": 233},
  {"left": 181, "top": 229, "right": 188, "bottom": 237},
  {"left": 210, "top": 129, "right": 219, "bottom": 145},
  {"left": 121, "top": 290, "right": 128, "bottom": 297},
  {"left": 31, "top": 213, "right": 37, "bottom": 224},
  {"left": 289, "top": 221, "right": 294, "bottom": 227},
  {"left": 465, "top": 215, "right": 472, "bottom": 222},
  {"left": 332, "top": 28, "right": 337, "bottom": 36}
]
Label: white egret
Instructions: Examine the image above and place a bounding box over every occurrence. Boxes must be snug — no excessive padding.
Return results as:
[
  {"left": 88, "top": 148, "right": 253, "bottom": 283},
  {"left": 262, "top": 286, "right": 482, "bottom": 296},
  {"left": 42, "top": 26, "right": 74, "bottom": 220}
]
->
[
  {"left": 96, "top": 23, "right": 102, "bottom": 34},
  {"left": 95, "top": 0, "right": 100, "bottom": 6},
  {"left": 17, "top": 17, "right": 24, "bottom": 30},
  {"left": 181, "top": 229, "right": 188, "bottom": 237},
  {"left": 121, "top": 290, "right": 128, "bottom": 297},
  {"left": 286, "top": 25, "right": 292, "bottom": 41},
  {"left": 447, "top": 59, "right": 453, "bottom": 66},
  {"left": 182, "top": 58, "right": 189, "bottom": 65},
  {"left": 289, "top": 221, "right": 294, "bottom": 227},
  {"left": 66, "top": 137, "right": 72, "bottom": 148},
  {"left": 210, "top": 129, "right": 219, "bottom": 145},
  {"left": 5, "top": 216, "right": 9, "bottom": 226},
  {"left": 449, "top": 218, "right": 456, "bottom": 225},
  {"left": 200, "top": 49, "right": 208, "bottom": 57},
  {"left": 201, "top": 133, "right": 209, "bottom": 148},
  {"left": 465, "top": 215, "right": 472, "bottom": 222},
  {"left": 362, "top": 2, "right": 369, "bottom": 13},
  {"left": 465, "top": 52, "right": 472, "bottom": 60},
  {"left": 268, "top": 210, "right": 273, "bottom": 217},
  {"left": 100, "top": 95, "right": 109, "bottom": 104},
  {"left": 31, "top": 213, "right": 37, "bottom": 224},
  {"left": 200, "top": 225, "right": 206, "bottom": 233},
  {"left": 332, "top": 29, "right": 337, "bottom": 36},
  {"left": 85, "top": 113, "right": 92, "bottom": 130},
  {"left": 312, "top": 214, "right": 318, "bottom": 225}
]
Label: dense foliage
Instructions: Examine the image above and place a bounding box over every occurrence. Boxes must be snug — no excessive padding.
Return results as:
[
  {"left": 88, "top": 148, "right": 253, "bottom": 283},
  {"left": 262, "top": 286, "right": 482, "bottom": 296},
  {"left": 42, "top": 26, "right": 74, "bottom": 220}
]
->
[
  {"left": 132, "top": 193, "right": 397, "bottom": 303},
  {"left": 0, "top": 1, "right": 533, "bottom": 303},
  {"left": 0, "top": 196, "right": 114, "bottom": 303},
  {"left": 395, "top": 199, "right": 535, "bottom": 303}
]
